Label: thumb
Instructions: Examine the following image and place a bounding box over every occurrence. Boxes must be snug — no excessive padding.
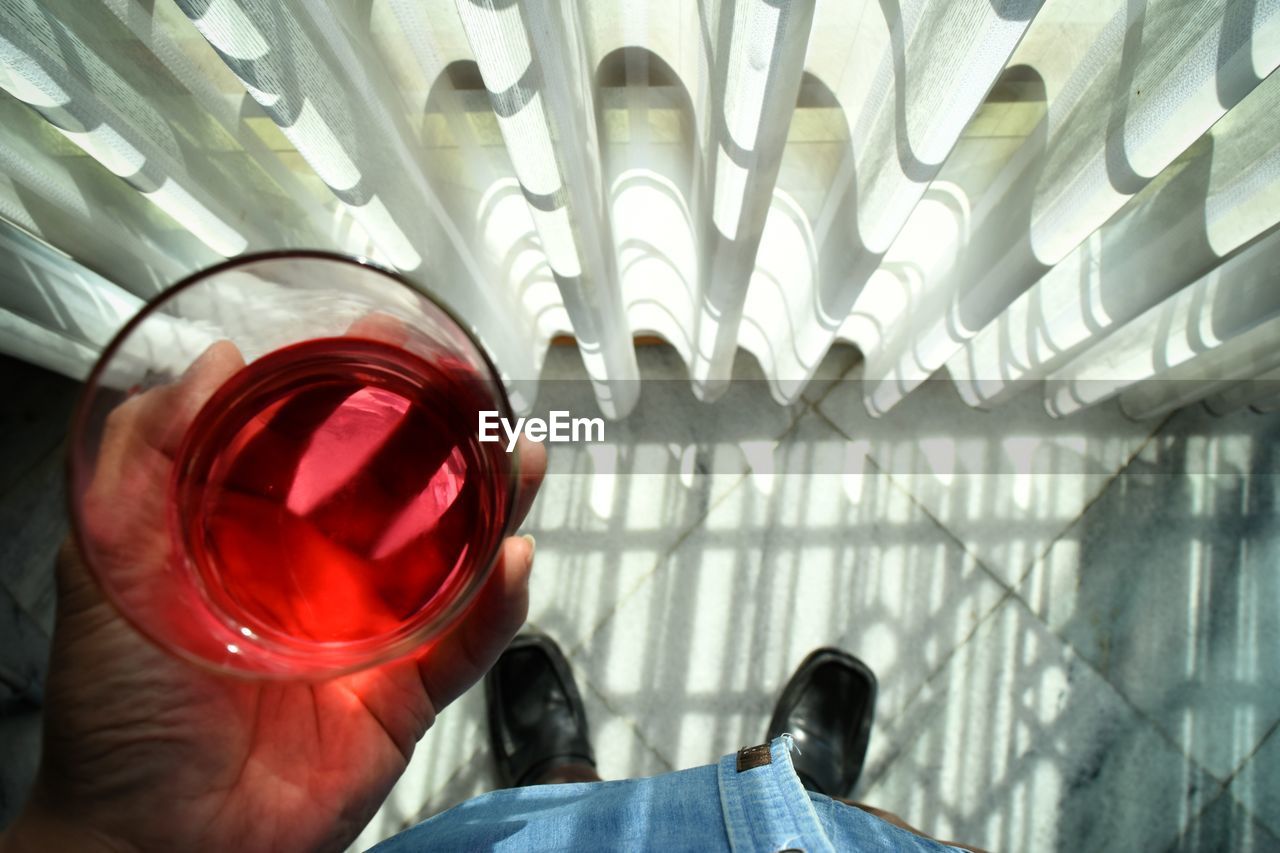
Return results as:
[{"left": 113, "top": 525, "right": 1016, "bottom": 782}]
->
[{"left": 415, "top": 533, "right": 535, "bottom": 711}]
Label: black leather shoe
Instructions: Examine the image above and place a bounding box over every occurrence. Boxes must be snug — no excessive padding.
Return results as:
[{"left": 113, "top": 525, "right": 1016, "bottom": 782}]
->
[
  {"left": 485, "top": 631, "right": 596, "bottom": 788},
  {"left": 767, "top": 648, "right": 877, "bottom": 798}
]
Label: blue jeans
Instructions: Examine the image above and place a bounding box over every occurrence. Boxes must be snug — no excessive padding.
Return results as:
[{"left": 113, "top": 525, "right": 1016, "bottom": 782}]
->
[{"left": 371, "top": 736, "right": 962, "bottom": 852}]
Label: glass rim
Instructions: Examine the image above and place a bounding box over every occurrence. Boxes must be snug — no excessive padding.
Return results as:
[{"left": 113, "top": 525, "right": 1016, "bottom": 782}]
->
[{"left": 66, "top": 249, "right": 523, "bottom": 679}]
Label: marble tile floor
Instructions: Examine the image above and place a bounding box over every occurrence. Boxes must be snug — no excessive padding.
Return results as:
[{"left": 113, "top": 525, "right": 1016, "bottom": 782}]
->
[{"left": 0, "top": 349, "right": 1276, "bottom": 852}]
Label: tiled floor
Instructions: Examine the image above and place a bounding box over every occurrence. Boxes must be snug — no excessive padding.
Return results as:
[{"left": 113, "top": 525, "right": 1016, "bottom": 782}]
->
[
  {"left": 0, "top": 356, "right": 75, "bottom": 826},
  {"left": 351, "top": 346, "right": 1280, "bottom": 852},
  {"left": 1, "top": 349, "right": 1277, "bottom": 852}
]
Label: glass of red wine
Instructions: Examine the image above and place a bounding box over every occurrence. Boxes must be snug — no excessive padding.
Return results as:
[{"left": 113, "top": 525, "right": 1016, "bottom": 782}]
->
[{"left": 68, "top": 251, "right": 519, "bottom": 678}]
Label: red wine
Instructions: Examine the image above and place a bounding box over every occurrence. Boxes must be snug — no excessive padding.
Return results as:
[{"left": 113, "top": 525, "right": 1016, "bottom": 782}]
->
[{"left": 171, "top": 337, "right": 510, "bottom": 645}]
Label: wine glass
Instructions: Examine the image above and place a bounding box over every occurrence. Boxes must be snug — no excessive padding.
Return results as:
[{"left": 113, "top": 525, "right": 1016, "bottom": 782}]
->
[{"left": 68, "top": 251, "right": 520, "bottom": 678}]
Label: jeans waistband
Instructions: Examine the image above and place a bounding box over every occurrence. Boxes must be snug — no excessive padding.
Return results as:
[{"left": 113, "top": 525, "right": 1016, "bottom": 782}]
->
[{"left": 716, "top": 735, "right": 836, "bottom": 853}]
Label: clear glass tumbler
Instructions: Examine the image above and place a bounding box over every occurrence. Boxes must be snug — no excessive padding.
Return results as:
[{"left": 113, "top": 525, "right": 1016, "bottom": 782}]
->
[{"left": 68, "top": 251, "right": 519, "bottom": 678}]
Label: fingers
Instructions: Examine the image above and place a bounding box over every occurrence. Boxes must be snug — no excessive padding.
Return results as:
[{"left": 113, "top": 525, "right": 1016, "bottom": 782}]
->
[
  {"left": 410, "top": 436, "right": 542, "bottom": 708},
  {"left": 99, "top": 340, "right": 246, "bottom": 462},
  {"left": 410, "top": 436, "right": 542, "bottom": 710},
  {"left": 416, "top": 534, "right": 534, "bottom": 712},
  {"left": 165, "top": 340, "right": 248, "bottom": 447},
  {"left": 337, "top": 533, "right": 535, "bottom": 768},
  {"left": 345, "top": 312, "right": 409, "bottom": 347},
  {"left": 84, "top": 342, "right": 245, "bottom": 566},
  {"left": 145, "top": 339, "right": 246, "bottom": 456},
  {"left": 509, "top": 435, "right": 547, "bottom": 530}
]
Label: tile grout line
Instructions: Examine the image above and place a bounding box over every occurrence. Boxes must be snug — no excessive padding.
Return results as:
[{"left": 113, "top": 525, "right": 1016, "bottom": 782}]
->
[
  {"left": 976, "top": 411, "right": 1263, "bottom": 801},
  {"left": 373, "top": 398, "right": 1274, "bottom": 845},
  {"left": 0, "top": 440, "right": 67, "bottom": 636},
  {"left": 965, "top": 409, "right": 1274, "bottom": 830},
  {"left": 550, "top": 404, "right": 820, "bottom": 773},
  {"left": 1180, "top": 787, "right": 1280, "bottom": 847},
  {"left": 386, "top": 410, "right": 793, "bottom": 836},
  {"left": 515, "top": 386, "right": 1255, "bottom": 836},
  {"left": 560, "top": 469, "right": 750, "bottom": 662},
  {"left": 1186, "top": 715, "right": 1280, "bottom": 840},
  {"left": 559, "top": 402, "right": 815, "bottom": 662},
  {"left": 575, "top": 670, "right": 679, "bottom": 776},
  {"left": 834, "top": 407, "right": 1224, "bottom": 820},
  {"left": 858, "top": 581, "right": 1253, "bottom": 839},
  {"left": 855, "top": 588, "right": 1018, "bottom": 795},
  {"left": 0, "top": 439, "right": 66, "bottom": 508},
  {"left": 801, "top": 354, "right": 863, "bottom": 411},
  {"left": 0, "top": 569, "right": 57, "bottom": 643},
  {"left": 389, "top": 371, "right": 827, "bottom": 831},
  {"left": 985, "top": 591, "right": 1264, "bottom": 841},
  {"left": 1005, "top": 409, "right": 1175, "bottom": 593},
  {"left": 813, "top": 398, "right": 1213, "bottom": 756},
  {"left": 807, "top": 404, "right": 1032, "bottom": 795},
  {"left": 1221, "top": 715, "right": 1280, "bottom": 790},
  {"left": 809, "top": 405, "right": 1015, "bottom": 593}
]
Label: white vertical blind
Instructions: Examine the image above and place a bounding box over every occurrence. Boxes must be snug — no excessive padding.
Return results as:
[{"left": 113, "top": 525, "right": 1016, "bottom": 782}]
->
[
  {"left": 860, "top": 0, "right": 1280, "bottom": 415},
  {"left": 948, "top": 70, "right": 1280, "bottom": 408},
  {"left": 0, "top": 0, "right": 1277, "bottom": 419},
  {"left": 454, "top": 0, "right": 641, "bottom": 416}
]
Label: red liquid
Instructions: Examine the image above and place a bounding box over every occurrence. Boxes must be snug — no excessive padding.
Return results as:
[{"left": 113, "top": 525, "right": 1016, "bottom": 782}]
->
[{"left": 172, "top": 338, "right": 509, "bottom": 645}]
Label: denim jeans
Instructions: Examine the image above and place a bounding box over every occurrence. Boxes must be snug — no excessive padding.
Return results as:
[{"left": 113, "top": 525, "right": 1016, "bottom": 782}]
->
[{"left": 371, "top": 736, "right": 962, "bottom": 852}]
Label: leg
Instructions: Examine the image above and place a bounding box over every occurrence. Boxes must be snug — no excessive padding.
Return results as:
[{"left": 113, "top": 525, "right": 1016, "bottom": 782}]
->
[
  {"left": 769, "top": 649, "right": 984, "bottom": 851},
  {"left": 485, "top": 632, "right": 601, "bottom": 787},
  {"left": 767, "top": 647, "right": 877, "bottom": 797}
]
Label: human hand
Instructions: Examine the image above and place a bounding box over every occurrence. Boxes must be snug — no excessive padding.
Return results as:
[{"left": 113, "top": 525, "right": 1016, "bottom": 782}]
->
[{"left": 1, "top": 338, "right": 545, "bottom": 853}]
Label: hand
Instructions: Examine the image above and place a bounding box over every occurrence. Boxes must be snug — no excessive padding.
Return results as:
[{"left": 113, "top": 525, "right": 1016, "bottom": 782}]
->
[{"left": 2, "top": 338, "right": 546, "bottom": 853}]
